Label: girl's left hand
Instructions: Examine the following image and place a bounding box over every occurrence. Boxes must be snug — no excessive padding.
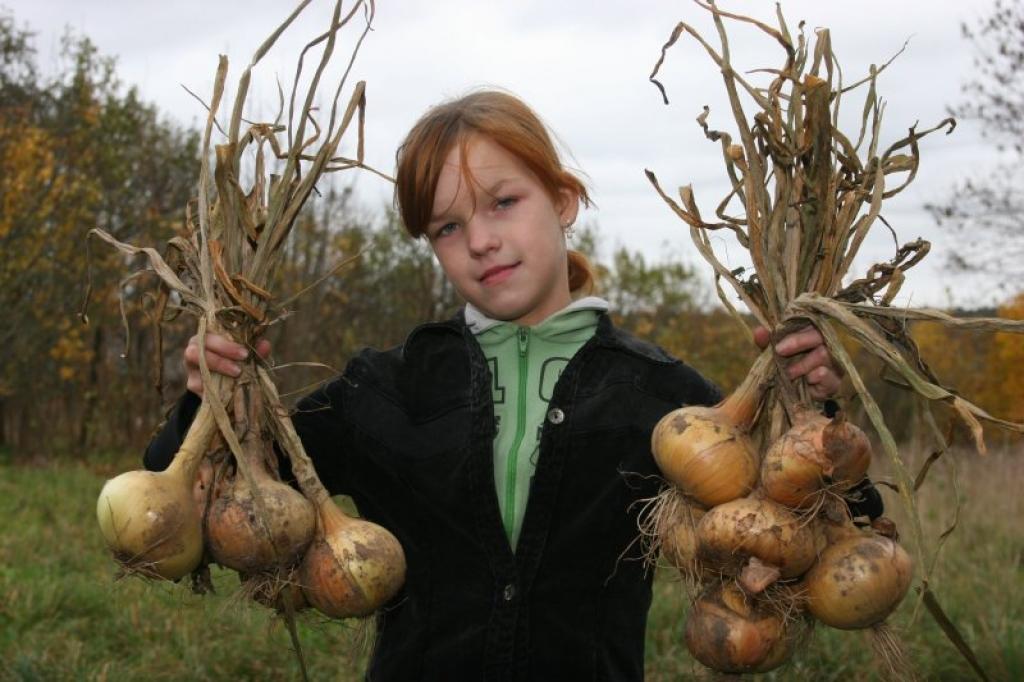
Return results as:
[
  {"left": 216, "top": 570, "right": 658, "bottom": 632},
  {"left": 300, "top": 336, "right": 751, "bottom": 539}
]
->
[{"left": 753, "top": 326, "right": 843, "bottom": 401}]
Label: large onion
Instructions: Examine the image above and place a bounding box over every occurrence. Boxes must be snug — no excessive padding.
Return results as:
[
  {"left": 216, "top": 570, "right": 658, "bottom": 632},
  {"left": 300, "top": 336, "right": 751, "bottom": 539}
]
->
[
  {"left": 760, "top": 408, "right": 831, "bottom": 509},
  {"left": 299, "top": 498, "right": 407, "bottom": 618},
  {"left": 761, "top": 405, "right": 872, "bottom": 510},
  {"left": 804, "top": 525, "right": 912, "bottom": 629},
  {"left": 206, "top": 452, "right": 316, "bottom": 573},
  {"left": 696, "top": 496, "right": 818, "bottom": 592},
  {"left": 97, "top": 399, "right": 221, "bottom": 580},
  {"left": 255, "top": 365, "right": 406, "bottom": 618},
  {"left": 685, "top": 581, "right": 800, "bottom": 674},
  {"left": 651, "top": 351, "right": 773, "bottom": 507}
]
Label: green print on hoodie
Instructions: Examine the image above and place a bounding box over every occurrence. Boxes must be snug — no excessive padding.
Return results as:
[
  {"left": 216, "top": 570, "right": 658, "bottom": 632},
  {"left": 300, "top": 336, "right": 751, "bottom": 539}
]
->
[{"left": 466, "top": 297, "right": 610, "bottom": 550}]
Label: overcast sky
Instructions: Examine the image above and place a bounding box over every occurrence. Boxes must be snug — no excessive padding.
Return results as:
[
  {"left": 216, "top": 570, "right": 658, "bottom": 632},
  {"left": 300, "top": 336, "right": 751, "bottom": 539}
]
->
[{"left": 10, "top": 0, "right": 1012, "bottom": 307}]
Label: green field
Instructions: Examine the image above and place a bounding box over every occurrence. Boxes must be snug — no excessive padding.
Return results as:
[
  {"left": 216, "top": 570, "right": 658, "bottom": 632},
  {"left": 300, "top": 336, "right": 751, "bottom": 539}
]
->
[{"left": 1, "top": 450, "right": 1020, "bottom": 681}]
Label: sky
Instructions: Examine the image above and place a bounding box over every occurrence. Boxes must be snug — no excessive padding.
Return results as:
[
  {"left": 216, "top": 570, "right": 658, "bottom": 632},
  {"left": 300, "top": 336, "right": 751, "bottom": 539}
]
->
[{"left": 10, "top": 0, "right": 1013, "bottom": 308}]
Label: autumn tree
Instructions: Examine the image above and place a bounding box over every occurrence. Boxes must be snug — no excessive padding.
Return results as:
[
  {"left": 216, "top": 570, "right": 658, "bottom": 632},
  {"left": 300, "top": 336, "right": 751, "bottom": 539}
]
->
[
  {"left": 0, "top": 13, "right": 198, "bottom": 455},
  {"left": 926, "top": 0, "right": 1024, "bottom": 286}
]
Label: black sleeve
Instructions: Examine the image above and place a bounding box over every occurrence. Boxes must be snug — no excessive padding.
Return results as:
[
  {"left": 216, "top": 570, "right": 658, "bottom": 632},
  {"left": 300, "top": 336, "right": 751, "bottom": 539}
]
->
[
  {"left": 141, "top": 378, "right": 351, "bottom": 496},
  {"left": 288, "top": 378, "right": 351, "bottom": 496},
  {"left": 845, "top": 477, "right": 885, "bottom": 520},
  {"left": 143, "top": 391, "right": 202, "bottom": 472}
]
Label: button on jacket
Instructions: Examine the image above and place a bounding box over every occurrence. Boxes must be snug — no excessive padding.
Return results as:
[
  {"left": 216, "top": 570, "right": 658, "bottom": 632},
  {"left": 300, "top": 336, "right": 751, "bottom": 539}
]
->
[{"left": 144, "top": 312, "right": 722, "bottom": 681}]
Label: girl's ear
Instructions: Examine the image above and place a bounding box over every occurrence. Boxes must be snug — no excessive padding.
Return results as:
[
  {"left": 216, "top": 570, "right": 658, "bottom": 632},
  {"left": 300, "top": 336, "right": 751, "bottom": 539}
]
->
[{"left": 556, "top": 187, "right": 581, "bottom": 230}]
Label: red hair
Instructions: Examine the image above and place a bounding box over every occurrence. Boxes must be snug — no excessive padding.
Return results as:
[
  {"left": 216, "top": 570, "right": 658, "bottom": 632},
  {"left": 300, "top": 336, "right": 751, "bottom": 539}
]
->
[{"left": 395, "top": 90, "right": 596, "bottom": 295}]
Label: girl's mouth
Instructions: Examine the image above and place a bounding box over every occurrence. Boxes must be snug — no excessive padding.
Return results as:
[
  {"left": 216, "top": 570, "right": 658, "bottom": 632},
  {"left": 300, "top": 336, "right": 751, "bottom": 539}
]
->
[{"left": 480, "top": 262, "right": 519, "bottom": 285}]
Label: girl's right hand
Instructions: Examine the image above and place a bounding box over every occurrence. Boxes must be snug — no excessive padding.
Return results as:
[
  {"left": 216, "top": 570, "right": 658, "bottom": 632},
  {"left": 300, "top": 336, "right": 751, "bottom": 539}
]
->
[{"left": 184, "top": 333, "right": 272, "bottom": 397}]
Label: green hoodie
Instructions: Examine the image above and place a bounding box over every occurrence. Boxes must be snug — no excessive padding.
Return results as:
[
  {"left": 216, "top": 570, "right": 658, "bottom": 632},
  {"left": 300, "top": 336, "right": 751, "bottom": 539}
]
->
[{"left": 466, "top": 297, "right": 610, "bottom": 550}]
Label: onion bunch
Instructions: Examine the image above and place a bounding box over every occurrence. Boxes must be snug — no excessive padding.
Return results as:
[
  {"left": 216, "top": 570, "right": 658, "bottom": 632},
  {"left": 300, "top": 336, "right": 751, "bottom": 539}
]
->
[
  {"left": 92, "top": 0, "right": 405, "bottom": 640},
  {"left": 632, "top": 0, "right": 991, "bottom": 673}
]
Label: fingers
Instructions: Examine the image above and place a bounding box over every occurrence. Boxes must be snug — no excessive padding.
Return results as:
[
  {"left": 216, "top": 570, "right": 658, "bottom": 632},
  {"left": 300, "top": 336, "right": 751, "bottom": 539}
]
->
[
  {"left": 773, "top": 326, "right": 825, "bottom": 357},
  {"left": 782, "top": 345, "right": 832, "bottom": 382},
  {"left": 769, "top": 325, "right": 844, "bottom": 400},
  {"left": 806, "top": 366, "right": 842, "bottom": 401},
  {"left": 752, "top": 326, "right": 771, "bottom": 350},
  {"left": 183, "top": 333, "right": 263, "bottom": 396}
]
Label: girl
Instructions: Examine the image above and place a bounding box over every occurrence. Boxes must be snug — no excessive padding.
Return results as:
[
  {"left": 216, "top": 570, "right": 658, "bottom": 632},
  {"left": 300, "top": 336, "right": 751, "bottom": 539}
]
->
[{"left": 145, "top": 90, "right": 847, "bottom": 681}]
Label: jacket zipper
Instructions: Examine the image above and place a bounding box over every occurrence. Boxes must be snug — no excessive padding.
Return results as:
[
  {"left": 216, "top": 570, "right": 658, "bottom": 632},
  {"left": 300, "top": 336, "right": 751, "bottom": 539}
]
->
[{"left": 503, "top": 327, "right": 530, "bottom": 541}]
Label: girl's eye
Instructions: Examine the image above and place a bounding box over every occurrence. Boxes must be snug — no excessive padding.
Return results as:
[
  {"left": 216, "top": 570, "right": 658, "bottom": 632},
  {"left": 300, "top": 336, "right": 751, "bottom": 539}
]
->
[
  {"left": 433, "top": 222, "right": 458, "bottom": 239},
  {"left": 495, "top": 196, "right": 517, "bottom": 210}
]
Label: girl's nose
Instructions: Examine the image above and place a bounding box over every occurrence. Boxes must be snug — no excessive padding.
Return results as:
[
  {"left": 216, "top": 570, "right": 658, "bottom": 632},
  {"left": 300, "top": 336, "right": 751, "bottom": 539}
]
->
[{"left": 466, "top": 219, "right": 501, "bottom": 256}]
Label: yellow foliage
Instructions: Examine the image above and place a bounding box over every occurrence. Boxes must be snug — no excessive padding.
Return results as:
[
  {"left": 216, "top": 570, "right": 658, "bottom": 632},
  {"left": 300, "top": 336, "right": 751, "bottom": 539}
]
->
[
  {"left": 990, "top": 293, "right": 1024, "bottom": 421},
  {"left": 48, "top": 319, "right": 93, "bottom": 383}
]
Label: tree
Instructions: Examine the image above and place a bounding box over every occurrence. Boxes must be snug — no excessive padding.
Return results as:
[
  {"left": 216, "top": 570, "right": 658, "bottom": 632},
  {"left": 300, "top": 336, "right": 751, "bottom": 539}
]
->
[
  {"left": 0, "top": 12, "right": 199, "bottom": 455},
  {"left": 926, "top": 0, "right": 1024, "bottom": 286}
]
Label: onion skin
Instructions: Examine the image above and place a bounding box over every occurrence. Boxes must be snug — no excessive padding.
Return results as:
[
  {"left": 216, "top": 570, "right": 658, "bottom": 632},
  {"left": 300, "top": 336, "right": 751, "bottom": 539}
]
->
[
  {"left": 651, "top": 350, "right": 773, "bottom": 508},
  {"left": 300, "top": 500, "right": 407, "bottom": 618},
  {"left": 804, "top": 530, "right": 913, "bottom": 629},
  {"left": 696, "top": 497, "right": 818, "bottom": 582},
  {"left": 761, "top": 410, "right": 830, "bottom": 509},
  {"left": 97, "top": 470, "right": 204, "bottom": 580},
  {"left": 822, "top": 413, "right": 872, "bottom": 487},
  {"left": 96, "top": 398, "right": 223, "bottom": 580},
  {"left": 685, "top": 582, "right": 797, "bottom": 674},
  {"left": 660, "top": 506, "right": 705, "bottom": 577},
  {"left": 652, "top": 407, "right": 759, "bottom": 507},
  {"left": 206, "top": 475, "right": 316, "bottom": 573},
  {"left": 761, "top": 408, "right": 873, "bottom": 510}
]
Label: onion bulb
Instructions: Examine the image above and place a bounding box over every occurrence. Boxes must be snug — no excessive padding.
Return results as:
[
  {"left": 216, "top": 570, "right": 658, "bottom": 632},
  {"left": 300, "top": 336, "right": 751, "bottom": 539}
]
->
[
  {"left": 206, "top": 450, "right": 316, "bottom": 573},
  {"left": 300, "top": 498, "right": 406, "bottom": 618},
  {"left": 685, "top": 581, "right": 799, "bottom": 674},
  {"left": 822, "top": 410, "right": 872, "bottom": 486},
  {"left": 96, "top": 399, "right": 220, "bottom": 580},
  {"left": 660, "top": 504, "right": 705, "bottom": 578},
  {"left": 761, "top": 406, "right": 872, "bottom": 509},
  {"left": 804, "top": 526, "right": 912, "bottom": 629},
  {"left": 255, "top": 365, "right": 407, "bottom": 618},
  {"left": 651, "top": 351, "right": 773, "bottom": 507},
  {"left": 696, "top": 497, "right": 818, "bottom": 590}
]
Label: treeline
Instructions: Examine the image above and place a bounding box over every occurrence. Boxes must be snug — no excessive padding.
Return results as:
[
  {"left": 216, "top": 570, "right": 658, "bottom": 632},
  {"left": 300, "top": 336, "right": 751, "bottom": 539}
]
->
[{"left": 0, "top": 14, "right": 1019, "bottom": 459}]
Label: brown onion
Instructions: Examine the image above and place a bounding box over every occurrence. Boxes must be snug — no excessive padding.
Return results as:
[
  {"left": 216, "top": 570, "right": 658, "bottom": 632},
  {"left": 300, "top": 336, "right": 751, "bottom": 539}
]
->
[
  {"left": 822, "top": 410, "right": 872, "bottom": 486},
  {"left": 685, "top": 581, "right": 799, "bottom": 674},
  {"left": 804, "top": 525, "right": 912, "bottom": 629},
  {"left": 257, "top": 366, "right": 407, "bottom": 619},
  {"left": 696, "top": 497, "right": 818, "bottom": 590},
  {"left": 761, "top": 409, "right": 831, "bottom": 509},
  {"left": 761, "top": 406, "right": 872, "bottom": 510},
  {"left": 651, "top": 351, "right": 773, "bottom": 507},
  {"left": 206, "top": 456, "right": 316, "bottom": 573},
  {"left": 299, "top": 498, "right": 406, "bottom": 618}
]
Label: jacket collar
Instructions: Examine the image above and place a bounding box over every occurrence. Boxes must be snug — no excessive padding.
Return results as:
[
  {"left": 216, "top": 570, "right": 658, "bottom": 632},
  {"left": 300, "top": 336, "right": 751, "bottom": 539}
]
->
[{"left": 402, "top": 308, "right": 676, "bottom": 366}]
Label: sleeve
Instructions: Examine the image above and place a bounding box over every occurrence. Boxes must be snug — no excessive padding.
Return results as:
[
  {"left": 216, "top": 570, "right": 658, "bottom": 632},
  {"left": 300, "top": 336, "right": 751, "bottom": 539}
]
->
[
  {"left": 141, "top": 377, "right": 352, "bottom": 496},
  {"left": 143, "top": 391, "right": 202, "bottom": 472},
  {"left": 845, "top": 477, "right": 885, "bottom": 520},
  {"left": 287, "top": 377, "right": 351, "bottom": 496}
]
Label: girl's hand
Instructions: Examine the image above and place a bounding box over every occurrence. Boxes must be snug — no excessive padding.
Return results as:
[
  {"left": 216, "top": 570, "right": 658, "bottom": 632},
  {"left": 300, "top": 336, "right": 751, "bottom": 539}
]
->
[
  {"left": 753, "top": 326, "right": 843, "bottom": 401},
  {"left": 183, "top": 333, "right": 272, "bottom": 397}
]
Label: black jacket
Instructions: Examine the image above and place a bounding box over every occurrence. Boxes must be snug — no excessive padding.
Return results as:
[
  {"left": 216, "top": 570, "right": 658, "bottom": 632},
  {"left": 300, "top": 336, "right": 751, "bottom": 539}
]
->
[{"left": 145, "top": 312, "right": 722, "bottom": 681}]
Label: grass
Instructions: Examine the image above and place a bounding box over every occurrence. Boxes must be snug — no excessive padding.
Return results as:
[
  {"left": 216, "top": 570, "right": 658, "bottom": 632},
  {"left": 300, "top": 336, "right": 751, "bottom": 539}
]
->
[{"left": 0, "top": 446, "right": 1020, "bottom": 681}]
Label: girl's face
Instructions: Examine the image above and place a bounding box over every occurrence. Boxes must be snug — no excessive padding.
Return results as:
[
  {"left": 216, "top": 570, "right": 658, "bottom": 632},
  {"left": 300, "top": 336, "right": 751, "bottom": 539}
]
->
[{"left": 425, "top": 134, "right": 579, "bottom": 326}]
